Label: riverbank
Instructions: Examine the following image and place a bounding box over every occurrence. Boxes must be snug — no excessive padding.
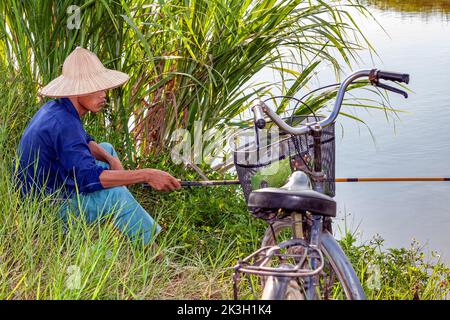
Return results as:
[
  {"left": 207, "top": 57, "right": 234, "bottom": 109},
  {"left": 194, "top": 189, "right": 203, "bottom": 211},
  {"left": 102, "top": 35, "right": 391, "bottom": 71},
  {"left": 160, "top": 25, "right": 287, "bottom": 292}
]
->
[
  {"left": 367, "top": 0, "right": 450, "bottom": 14},
  {"left": 1, "top": 150, "right": 448, "bottom": 299}
]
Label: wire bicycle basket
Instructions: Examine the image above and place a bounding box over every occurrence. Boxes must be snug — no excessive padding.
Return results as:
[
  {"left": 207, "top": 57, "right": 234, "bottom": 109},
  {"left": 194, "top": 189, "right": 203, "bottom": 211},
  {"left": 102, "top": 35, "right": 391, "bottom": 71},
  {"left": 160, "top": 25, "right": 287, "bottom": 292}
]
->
[{"left": 230, "top": 115, "right": 336, "bottom": 203}]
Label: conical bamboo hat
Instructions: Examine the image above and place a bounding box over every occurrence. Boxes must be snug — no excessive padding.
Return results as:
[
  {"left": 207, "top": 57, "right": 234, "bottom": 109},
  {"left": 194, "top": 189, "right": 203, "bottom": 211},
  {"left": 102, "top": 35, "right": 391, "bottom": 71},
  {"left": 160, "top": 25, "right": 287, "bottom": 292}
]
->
[{"left": 39, "top": 47, "right": 130, "bottom": 98}]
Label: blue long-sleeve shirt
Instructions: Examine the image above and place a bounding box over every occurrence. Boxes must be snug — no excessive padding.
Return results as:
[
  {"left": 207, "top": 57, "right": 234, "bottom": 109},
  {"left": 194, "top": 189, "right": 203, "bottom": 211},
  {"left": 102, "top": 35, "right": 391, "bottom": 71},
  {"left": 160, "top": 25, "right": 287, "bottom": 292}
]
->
[{"left": 13, "top": 98, "right": 106, "bottom": 199}]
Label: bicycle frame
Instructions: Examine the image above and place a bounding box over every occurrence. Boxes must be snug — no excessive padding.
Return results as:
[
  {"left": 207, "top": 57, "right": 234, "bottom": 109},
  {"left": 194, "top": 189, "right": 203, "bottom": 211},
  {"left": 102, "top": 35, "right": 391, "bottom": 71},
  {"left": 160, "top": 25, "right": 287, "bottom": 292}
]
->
[
  {"left": 301, "top": 124, "right": 365, "bottom": 299},
  {"left": 231, "top": 118, "right": 365, "bottom": 300},
  {"left": 232, "top": 124, "right": 366, "bottom": 300}
]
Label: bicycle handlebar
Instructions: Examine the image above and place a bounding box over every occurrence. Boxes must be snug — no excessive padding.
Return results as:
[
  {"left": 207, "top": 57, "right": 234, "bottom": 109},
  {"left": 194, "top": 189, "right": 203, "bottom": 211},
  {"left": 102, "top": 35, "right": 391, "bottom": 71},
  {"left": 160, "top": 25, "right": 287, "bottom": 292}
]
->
[
  {"left": 376, "top": 70, "right": 410, "bottom": 84},
  {"left": 251, "top": 68, "right": 410, "bottom": 135},
  {"left": 252, "top": 102, "right": 266, "bottom": 129}
]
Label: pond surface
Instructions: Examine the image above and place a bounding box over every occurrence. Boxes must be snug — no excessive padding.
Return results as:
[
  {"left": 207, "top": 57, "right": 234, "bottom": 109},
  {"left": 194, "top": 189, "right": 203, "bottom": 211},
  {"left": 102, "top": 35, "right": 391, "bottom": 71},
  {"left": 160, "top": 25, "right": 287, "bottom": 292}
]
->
[
  {"left": 249, "top": 1, "right": 450, "bottom": 262},
  {"left": 332, "top": 2, "right": 450, "bottom": 262}
]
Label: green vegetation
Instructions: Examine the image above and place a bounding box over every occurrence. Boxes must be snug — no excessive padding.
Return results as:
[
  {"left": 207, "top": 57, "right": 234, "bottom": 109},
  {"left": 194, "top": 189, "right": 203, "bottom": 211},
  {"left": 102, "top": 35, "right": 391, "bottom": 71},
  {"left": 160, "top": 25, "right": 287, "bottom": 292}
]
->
[
  {"left": 341, "top": 231, "right": 449, "bottom": 299},
  {"left": 1, "top": 157, "right": 448, "bottom": 299},
  {"left": 368, "top": 0, "right": 450, "bottom": 14},
  {"left": 0, "top": 0, "right": 448, "bottom": 299},
  {"left": 0, "top": 0, "right": 387, "bottom": 167}
]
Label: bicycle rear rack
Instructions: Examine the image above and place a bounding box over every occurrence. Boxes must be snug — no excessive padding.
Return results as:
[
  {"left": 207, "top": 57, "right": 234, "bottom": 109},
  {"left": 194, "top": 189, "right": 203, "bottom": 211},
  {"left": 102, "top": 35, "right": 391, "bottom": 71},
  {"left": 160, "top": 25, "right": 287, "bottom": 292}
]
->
[{"left": 232, "top": 238, "right": 324, "bottom": 299}]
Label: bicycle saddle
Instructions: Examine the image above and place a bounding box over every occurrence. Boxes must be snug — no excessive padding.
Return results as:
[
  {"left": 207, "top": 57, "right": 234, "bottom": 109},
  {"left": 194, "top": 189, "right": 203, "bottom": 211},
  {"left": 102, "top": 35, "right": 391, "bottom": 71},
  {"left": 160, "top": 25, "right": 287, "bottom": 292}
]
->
[{"left": 248, "top": 171, "right": 336, "bottom": 217}]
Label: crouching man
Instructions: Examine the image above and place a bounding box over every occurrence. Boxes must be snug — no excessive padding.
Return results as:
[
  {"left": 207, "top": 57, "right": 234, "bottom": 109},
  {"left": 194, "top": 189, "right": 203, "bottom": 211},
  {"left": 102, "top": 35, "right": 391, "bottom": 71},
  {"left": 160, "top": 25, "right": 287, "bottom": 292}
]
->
[{"left": 14, "top": 47, "right": 181, "bottom": 247}]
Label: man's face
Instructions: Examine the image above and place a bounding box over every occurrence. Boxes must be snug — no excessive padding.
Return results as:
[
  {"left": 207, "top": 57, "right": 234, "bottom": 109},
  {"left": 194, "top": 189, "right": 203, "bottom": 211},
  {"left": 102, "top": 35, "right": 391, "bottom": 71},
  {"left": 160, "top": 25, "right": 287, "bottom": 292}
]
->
[{"left": 78, "top": 90, "right": 107, "bottom": 113}]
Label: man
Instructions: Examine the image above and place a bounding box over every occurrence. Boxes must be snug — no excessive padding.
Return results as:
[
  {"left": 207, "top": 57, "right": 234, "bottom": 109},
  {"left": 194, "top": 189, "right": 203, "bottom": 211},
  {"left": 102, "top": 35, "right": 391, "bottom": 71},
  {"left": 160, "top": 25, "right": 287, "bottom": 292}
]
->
[{"left": 14, "top": 47, "right": 181, "bottom": 246}]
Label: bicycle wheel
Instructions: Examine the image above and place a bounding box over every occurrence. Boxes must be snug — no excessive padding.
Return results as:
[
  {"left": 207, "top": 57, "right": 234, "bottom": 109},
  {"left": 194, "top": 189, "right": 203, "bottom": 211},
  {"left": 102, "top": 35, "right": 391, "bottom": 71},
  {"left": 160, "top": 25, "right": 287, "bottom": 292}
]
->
[
  {"left": 261, "top": 219, "right": 364, "bottom": 300},
  {"left": 261, "top": 264, "right": 305, "bottom": 300}
]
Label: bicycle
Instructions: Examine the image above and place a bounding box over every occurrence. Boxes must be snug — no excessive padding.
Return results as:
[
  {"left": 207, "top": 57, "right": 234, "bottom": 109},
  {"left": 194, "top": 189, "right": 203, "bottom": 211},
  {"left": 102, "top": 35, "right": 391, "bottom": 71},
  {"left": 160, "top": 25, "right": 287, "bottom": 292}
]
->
[{"left": 231, "top": 69, "right": 410, "bottom": 300}]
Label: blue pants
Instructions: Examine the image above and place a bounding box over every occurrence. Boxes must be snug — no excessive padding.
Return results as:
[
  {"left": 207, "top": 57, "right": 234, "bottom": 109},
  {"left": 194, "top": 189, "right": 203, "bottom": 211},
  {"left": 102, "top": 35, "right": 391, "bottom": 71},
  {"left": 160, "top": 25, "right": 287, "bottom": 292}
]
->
[{"left": 59, "top": 142, "right": 161, "bottom": 245}]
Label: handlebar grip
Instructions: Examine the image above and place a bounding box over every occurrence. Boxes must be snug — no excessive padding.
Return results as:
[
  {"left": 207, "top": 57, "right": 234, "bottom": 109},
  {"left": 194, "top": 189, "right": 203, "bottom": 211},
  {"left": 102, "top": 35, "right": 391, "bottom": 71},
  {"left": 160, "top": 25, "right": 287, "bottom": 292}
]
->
[
  {"left": 252, "top": 101, "right": 266, "bottom": 129},
  {"left": 377, "top": 70, "right": 410, "bottom": 84}
]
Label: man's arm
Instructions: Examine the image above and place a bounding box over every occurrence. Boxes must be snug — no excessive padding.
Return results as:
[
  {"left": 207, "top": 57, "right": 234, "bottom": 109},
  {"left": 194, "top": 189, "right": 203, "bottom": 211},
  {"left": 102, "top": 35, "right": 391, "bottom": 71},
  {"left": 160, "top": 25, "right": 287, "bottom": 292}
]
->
[
  {"left": 58, "top": 124, "right": 180, "bottom": 192},
  {"left": 87, "top": 141, "right": 181, "bottom": 191},
  {"left": 99, "top": 168, "right": 181, "bottom": 191},
  {"left": 88, "top": 140, "right": 114, "bottom": 163},
  {"left": 88, "top": 140, "right": 124, "bottom": 170}
]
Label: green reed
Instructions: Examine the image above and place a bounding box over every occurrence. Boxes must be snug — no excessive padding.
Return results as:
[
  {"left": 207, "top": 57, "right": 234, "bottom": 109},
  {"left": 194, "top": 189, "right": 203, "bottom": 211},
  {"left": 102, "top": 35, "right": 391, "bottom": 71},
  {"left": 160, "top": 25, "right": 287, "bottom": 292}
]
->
[{"left": 0, "top": 0, "right": 382, "bottom": 168}]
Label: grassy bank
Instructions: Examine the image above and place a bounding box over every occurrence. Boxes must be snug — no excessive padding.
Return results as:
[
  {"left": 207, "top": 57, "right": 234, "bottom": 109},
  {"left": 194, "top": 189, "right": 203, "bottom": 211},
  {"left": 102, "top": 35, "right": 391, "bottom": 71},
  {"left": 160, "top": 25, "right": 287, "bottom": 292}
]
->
[
  {"left": 1, "top": 149, "right": 449, "bottom": 299},
  {"left": 367, "top": 0, "right": 450, "bottom": 14}
]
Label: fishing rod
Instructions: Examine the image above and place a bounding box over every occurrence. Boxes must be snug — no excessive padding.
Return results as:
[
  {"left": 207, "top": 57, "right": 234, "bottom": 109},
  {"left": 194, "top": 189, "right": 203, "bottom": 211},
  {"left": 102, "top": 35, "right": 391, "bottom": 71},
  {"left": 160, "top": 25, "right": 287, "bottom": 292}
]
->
[
  {"left": 142, "top": 180, "right": 241, "bottom": 188},
  {"left": 336, "top": 177, "right": 450, "bottom": 182},
  {"left": 142, "top": 177, "right": 450, "bottom": 188}
]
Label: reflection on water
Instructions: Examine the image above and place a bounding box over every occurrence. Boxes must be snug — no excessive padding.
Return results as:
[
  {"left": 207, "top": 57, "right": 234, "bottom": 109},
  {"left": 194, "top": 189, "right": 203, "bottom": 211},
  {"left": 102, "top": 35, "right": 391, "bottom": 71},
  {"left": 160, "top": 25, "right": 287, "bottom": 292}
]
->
[{"left": 368, "top": 0, "right": 450, "bottom": 16}]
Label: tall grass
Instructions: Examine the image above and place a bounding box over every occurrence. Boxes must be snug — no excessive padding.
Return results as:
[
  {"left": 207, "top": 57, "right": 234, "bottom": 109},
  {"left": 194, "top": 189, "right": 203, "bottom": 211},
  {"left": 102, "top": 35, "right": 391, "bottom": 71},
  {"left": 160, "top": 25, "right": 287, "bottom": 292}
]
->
[
  {"left": 0, "top": 0, "right": 380, "bottom": 167},
  {"left": 1, "top": 152, "right": 448, "bottom": 299}
]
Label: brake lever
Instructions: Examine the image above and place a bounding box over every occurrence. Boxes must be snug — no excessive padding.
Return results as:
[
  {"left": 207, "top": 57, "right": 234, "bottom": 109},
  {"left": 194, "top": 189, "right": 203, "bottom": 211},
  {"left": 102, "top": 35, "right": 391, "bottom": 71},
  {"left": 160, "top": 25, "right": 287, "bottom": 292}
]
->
[{"left": 375, "top": 82, "right": 408, "bottom": 99}]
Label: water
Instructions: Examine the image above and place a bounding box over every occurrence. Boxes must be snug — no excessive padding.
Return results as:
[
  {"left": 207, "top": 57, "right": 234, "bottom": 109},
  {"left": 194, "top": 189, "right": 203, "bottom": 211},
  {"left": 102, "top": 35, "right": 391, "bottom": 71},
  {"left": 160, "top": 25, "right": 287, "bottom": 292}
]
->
[
  {"left": 248, "top": 2, "right": 450, "bottom": 262},
  {"left": 332, "top": 4, "right": 450, "bottom": 262}
]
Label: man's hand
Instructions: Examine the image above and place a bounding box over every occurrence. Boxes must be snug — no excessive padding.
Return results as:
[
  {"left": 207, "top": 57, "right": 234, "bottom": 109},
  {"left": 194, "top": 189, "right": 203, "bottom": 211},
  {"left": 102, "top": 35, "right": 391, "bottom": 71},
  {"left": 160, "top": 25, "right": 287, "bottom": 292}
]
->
[
  {"left": 144, "top": 168, "right": 182, "bottom": 192},
  {"left": 108, "top": 157, "right": 124, "bottom": 171},
  {"left": 98, "top": 167, "right": 182, "bottom": 190}
]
